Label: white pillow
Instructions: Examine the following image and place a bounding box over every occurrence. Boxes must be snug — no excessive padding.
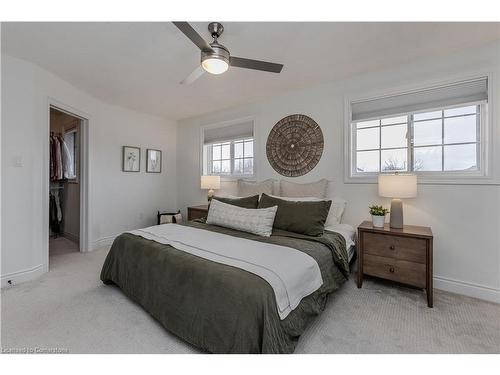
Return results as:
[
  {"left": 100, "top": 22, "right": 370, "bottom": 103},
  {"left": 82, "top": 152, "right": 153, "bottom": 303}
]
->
[
  {"left": 270, "top": 195, "right": 347, "bottom": 226},
  {"left": 206, "top": 199, "right": 277, "bottom": 237},
  {"left": 329, "top": 197, "right": 347, "bottom": 225},
  {"left": 280, "top": 179, "right": 328, "bottom": 198},
  {"left": 237, "top": 179, "right": 274, "bottom": 197}
]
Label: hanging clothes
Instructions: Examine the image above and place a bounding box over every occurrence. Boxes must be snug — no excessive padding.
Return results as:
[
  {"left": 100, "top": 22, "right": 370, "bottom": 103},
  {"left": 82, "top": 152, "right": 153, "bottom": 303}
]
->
[
  {"left": 54, "top": 190, "right": 62, "bottom": 222},
  {"left": 50, "top": 134, "right": 67, "bottom": 181},
  {"left": 49, "top": 193, "right": 61, "bottom": 234}
]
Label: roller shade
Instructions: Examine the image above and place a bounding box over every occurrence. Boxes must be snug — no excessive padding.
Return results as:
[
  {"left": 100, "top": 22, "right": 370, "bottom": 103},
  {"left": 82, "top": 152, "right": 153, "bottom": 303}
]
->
[
  {"left": 203, "top": 121, "right": 254, "bottom": 144},
  {"left": 351, "top": 77, "right": 488, "bottom": 122}
]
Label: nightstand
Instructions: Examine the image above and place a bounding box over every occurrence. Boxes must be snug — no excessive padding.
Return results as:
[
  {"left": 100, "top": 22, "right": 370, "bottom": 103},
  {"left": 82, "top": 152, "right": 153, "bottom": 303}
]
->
[
  {"left": 357, "top": 221, "right": 434, "bottom": 307},
  {"left": 187, "top": 205, "right": 209, "bottom": 221}
]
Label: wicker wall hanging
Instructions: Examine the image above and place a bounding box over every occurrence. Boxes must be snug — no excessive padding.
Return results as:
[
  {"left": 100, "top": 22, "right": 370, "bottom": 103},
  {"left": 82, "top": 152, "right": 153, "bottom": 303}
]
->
[{"left": 266, "top": 114, "right": 324, "bottom": 177}]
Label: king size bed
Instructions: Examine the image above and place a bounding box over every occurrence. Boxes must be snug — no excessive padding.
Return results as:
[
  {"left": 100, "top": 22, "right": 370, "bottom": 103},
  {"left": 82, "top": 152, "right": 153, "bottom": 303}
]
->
[{"left": 100, "top": 193, "right": 352, "bottom": 354}]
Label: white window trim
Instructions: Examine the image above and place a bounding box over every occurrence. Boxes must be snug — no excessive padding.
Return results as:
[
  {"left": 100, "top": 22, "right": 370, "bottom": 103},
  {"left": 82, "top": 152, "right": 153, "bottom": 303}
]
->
[
  {"left": 199, "top": 116, "right": 257, "bottom": 180},
  {"left": 343, "top": 72, "right": 495, "bottom": 185}
]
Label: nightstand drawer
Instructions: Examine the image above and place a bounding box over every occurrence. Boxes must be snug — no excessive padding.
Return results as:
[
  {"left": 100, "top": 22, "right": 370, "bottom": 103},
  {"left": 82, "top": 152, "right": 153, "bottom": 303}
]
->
[
  {"left": 363, "top": 254, "right": 426, "bottom": 288},
  {"left": 363, "top": 232, "right": 426, "bottom": 264}
]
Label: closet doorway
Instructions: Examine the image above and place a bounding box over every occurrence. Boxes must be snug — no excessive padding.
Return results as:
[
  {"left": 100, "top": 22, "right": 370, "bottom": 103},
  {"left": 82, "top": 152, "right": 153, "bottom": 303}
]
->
[{"left": 48, "top": 105, "right": 88, "bottom": 261}]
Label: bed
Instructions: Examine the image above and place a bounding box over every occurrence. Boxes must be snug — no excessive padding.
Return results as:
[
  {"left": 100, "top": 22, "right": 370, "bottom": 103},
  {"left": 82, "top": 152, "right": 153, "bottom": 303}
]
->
[{"left": 100, "top": 220, "right": 351, "bottom": 354}]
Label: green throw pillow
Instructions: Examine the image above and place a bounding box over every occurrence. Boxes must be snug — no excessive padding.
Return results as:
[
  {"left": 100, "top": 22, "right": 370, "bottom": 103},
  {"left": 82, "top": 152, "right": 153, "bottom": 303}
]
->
[
  {"left": 212, "top": 195, "right": 260, "bottom": 209},
  {"left": 258, "top": 193, "right": 331, "bottom": 236}
]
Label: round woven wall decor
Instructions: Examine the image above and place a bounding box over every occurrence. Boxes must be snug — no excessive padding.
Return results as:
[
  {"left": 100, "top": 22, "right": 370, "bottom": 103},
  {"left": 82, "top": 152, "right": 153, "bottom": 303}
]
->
[{"left": 266, "top": 114, "right": 324, "bottom": 177}]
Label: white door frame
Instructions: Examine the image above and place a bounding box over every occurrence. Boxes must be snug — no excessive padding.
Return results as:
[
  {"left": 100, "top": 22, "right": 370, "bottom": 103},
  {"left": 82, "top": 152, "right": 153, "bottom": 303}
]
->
[{"left": 44, "top": 98, "right": 90, "bottom": 269}]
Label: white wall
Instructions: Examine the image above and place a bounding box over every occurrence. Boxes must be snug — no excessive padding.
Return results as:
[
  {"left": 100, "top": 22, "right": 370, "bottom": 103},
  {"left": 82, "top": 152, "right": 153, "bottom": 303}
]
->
[
  {"left": 1, "top": 55, "right": 178, "bottom": 286},
  {"left": 177, "top": 42, "right": 500, "bottom": 303}
]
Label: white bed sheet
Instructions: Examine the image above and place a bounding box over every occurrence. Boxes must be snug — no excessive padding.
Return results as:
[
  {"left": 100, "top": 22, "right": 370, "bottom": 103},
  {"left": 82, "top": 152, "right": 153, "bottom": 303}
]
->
[{"left": 325, "top": 223, "right": 356, "bottom": 262}]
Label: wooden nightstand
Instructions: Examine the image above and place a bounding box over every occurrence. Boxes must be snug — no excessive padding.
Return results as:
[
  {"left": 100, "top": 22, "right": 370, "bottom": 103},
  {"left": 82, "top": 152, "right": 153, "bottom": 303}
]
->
[
  {"left": 187, "top": 205, "right": 209, "bottom": 221},
  {"left": 357, "top": 221, "right": 434, "bottom": 307}
]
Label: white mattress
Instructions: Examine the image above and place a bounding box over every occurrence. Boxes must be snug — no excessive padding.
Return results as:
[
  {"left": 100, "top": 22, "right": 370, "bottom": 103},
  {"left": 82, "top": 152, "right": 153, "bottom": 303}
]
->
[{"left": 325, "top": 223, "right": 356, "bottom": 262}]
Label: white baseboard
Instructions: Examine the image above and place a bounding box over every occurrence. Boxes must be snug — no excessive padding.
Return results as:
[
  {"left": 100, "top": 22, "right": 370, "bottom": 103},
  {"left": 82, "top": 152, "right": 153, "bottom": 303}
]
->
[
  {"left": 434, "top": 275, "right": 500, "bottom": 304},
  {"left": 91, "top": 235, "right": 117, "bottom": 251},
  {"left": 1, "top": 263, "right": 46, "bottom": 288}
]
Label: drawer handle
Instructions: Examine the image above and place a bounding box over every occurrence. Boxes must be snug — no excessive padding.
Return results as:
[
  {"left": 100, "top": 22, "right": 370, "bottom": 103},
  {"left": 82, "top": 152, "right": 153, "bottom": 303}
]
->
[
  {"left": 389, "top": 267, "right": 395, "bottom": 273},
  {"left": 389, "top": 245, "right": 395, "bottom": 250}
]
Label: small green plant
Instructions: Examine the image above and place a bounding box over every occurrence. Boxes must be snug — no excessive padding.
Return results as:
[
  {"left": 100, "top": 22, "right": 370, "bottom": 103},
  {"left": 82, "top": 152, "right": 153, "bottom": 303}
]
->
[{"left": 369, "top": 205, "right": 389, "bottom": 216}]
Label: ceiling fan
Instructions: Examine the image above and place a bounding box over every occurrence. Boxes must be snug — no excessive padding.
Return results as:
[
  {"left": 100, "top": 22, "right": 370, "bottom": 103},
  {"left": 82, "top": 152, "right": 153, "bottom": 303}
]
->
[{"left": 173, "top": 22, "right": 284, "bottom": 85}]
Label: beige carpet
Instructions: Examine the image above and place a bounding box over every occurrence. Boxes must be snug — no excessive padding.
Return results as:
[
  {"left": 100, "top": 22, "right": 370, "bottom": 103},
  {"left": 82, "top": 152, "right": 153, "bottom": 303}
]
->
[{"left": 1, "top": 244, "right": 499, "bottom": 354}]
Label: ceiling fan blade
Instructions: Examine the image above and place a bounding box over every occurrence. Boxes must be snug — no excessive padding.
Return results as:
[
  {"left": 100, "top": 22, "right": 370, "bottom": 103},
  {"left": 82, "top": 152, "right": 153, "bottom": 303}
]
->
[
  {"left": 230, "top": 56, "right": 283, "bottom": 73},
  {"left": 172, "top": 22, "right": 213, "bottom": 53},
  {"left": 180, "top": 65, "right": 205, "bottom": 85}
]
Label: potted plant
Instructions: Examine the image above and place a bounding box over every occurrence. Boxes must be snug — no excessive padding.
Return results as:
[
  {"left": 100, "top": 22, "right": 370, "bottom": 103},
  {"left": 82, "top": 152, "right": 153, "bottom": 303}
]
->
[{"left": 369, "top": 205, "right": 389, "bottom": 228}]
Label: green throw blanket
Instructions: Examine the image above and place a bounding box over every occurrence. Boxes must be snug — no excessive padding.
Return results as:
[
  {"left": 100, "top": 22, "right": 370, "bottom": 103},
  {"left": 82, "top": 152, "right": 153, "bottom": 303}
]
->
[{"left": 100, "top": 220, "right": 349, "bottom": 353}]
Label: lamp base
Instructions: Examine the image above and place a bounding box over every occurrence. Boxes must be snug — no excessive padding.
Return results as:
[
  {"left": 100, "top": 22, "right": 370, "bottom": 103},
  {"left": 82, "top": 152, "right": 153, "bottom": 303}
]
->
[
  {"left": 390, "top": 198, "right": 403, "bottom": 229},
  {"left": 207, "top": 189, "right": 214, "bottom": 202}
]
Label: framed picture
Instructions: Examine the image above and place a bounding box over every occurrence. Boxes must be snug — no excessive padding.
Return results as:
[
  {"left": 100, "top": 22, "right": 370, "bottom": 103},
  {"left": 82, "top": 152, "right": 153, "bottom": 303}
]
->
[
  {"left": 122, "top": 146, "right": 140, "bottom": 172},
  {"left": 146, "top": 149, "right": 162, "bottom": 173}
]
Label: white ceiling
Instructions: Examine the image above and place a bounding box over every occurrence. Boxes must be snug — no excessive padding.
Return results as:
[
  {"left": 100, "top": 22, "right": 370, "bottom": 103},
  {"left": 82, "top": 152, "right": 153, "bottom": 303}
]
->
[{"left": 2, "top": 22, "right": 499, "bottom": 120}]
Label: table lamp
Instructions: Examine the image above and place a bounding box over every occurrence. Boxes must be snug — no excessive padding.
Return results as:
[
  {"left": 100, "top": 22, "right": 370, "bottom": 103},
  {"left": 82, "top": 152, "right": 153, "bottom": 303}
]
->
[
  {"left": 200, "top": 175, "right": 220, "bottom": 202},
  {"left": 378, "top": 173, "right": 417, "bottom": 229}
]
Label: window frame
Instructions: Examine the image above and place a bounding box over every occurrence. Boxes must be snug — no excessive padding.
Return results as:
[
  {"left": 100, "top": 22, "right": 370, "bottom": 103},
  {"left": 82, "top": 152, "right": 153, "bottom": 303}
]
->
[
  {"left": 344, "top": 75, "right": 494, "bottom": 185},
  {"left": 200, "top": 117, "right": 256, "bottom": 180}
]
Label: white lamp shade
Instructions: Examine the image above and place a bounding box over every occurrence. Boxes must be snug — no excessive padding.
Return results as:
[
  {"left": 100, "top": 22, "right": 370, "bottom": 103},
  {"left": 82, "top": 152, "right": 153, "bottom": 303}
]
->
[
  {"left": 202, "top": 58, "right": 229, "bottom": 75},
  {"left": 200, "top": 175, "right": 221, "bottom": 190},
  {"left": 378, "top": 174, "right": 417, "bottom": 198}
]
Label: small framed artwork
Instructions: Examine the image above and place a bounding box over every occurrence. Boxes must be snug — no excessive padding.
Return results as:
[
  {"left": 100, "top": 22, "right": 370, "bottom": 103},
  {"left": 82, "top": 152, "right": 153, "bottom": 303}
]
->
[
  {"left": 122, "top": 146, "right": 140, "bottom": 172},
  {"left": 146, "top": 149, "right": 162, "bottom": 173}
]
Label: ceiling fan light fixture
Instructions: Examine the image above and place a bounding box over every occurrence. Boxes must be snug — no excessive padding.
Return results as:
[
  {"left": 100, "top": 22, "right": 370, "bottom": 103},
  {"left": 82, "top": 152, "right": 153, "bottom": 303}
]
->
[
  {"left": 173, "top": 22, "right": 284, "bottom": 84},
  {"left": 201, "top": 43, "right": 230, "bottom": 75},
  {"left": 202, "top": 56, "right": 229, "bottom": 75}
]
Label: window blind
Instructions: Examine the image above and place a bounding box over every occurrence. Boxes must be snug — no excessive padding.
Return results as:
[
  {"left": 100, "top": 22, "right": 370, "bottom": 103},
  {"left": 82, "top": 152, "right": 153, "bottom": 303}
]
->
[
  {"left": 351, "top": 77, "right": 488, "bottom": 122},
  {"left": 203, "top": 121, "right": 254, "bottom": 144}
]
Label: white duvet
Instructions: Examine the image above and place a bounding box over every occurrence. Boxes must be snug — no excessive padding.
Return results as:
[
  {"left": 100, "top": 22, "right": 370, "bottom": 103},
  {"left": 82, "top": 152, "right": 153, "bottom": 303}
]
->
[{"left": 128, "top": 224, "right": 323, "bottom": 319}]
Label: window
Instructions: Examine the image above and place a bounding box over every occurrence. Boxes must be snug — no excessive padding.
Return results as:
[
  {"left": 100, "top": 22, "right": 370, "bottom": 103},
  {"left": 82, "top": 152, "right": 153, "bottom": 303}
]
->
[
  {"left": 413, "top": 106, "right": 479, "bottom": 172},
  {"left": 202, "top": 120, "right": 254, "bottom": 177},
  {"left": 63, "top": 128, "right": 78, "bottom": 180},
  {"left": 233, "top": 138, "right": 254, "bottom": 175},
  {"left": 348, "top": 77, "right": 489, "bottom": 180}
]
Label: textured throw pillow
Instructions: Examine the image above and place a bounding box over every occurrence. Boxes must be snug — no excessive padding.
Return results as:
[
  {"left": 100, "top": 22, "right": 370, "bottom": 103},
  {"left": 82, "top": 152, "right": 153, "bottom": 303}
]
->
[
  {"left": 237, "top": 179, "right": 274, "bottom": 197},
  {"left": 212, "top": 195, "right": 259, "bottom": 209},
  {"left": 258, "top": 193, "right": 331, "bottom": 236},
  {"left": 280, "top": 179, "right": 329, "bottom": 198},
  {"left": 207, "top": 199, "right": 277, "bottom": 237}
]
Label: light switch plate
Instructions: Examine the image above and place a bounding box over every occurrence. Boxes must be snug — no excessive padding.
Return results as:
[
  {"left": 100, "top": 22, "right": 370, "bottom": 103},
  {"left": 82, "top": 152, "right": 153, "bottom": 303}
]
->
[{"left": 13, "top": 155, "right": 24, "bottom": 167}]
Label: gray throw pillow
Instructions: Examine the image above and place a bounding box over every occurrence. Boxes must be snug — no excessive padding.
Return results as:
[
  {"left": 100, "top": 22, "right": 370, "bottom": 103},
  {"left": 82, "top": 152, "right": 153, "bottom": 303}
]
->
[
  {"left": 212, "top": 195, "right": 260, "bottom": 209},
  {"left": 258, "top": 193, "right": 331, "bottom": 236}
]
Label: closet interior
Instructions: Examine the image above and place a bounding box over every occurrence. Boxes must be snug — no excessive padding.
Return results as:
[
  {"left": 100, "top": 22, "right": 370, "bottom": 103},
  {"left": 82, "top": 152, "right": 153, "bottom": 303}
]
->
[{"left": 49, "top": 107, "right": 82, "bottom": 256}]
